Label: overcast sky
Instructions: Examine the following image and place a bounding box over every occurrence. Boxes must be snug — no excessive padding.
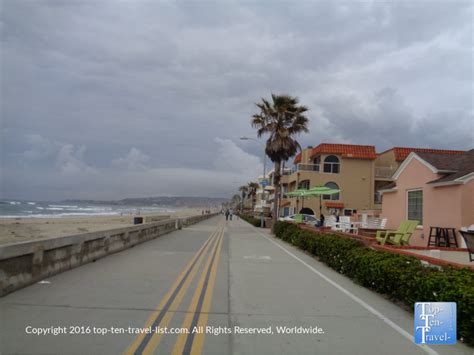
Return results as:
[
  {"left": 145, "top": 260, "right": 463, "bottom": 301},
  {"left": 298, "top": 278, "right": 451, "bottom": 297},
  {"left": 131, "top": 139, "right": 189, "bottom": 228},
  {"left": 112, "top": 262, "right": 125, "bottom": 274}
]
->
[{"left": 1, "top": 0, "right": 473, "bottom": 201}]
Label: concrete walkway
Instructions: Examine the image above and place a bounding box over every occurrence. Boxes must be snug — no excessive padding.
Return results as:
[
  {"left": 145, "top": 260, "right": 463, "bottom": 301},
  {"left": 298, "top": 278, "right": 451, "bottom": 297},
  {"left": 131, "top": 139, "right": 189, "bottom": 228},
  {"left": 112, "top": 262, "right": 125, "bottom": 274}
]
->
[{"left": 0, "top": 216, "right": 471, "bottom": 354}]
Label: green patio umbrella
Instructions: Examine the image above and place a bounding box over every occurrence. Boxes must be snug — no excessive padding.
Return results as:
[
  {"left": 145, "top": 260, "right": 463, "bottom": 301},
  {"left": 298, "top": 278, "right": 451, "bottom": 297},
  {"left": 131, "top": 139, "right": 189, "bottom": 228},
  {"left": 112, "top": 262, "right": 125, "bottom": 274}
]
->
[
  {"left": 306, "top": 186, "right": 341, "bottom": 216},
  {"left": 285, "top": 188, "right": 311, "bottom": 197},
  {"left": 285, "top": 186, "right": 341, "bottom": 215},
  {"left": 285, "top": 188, "right": 311, "bottom": 211}
]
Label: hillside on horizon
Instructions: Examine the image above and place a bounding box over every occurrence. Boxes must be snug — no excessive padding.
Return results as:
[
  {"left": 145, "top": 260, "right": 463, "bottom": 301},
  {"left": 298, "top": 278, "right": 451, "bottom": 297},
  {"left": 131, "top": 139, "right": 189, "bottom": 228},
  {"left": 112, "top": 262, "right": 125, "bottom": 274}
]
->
[{"left": 61, "top": 196, "right": 228, "bottom": 207}]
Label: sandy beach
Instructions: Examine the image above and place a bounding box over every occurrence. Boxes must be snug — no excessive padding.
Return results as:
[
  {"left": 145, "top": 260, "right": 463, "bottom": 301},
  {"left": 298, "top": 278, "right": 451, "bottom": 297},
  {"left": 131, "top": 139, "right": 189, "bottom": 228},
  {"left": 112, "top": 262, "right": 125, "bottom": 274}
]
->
[{"left": 0, "top": 208, "right": 204, "bottom": 245}]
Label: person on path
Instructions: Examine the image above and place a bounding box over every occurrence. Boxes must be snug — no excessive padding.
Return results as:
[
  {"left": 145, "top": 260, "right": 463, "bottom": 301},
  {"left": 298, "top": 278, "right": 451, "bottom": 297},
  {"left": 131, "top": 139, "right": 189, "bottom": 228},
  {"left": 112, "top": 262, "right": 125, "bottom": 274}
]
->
[{"left": 317, "top": 214, "right": 325, "bottom": 227}]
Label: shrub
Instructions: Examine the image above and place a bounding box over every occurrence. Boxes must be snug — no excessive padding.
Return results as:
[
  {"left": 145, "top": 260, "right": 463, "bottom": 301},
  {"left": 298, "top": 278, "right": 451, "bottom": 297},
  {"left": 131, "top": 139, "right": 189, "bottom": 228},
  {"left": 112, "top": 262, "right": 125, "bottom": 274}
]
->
[
  {"left": 239, "top": 213, "right": 262, "bottom": 227},
  {"left": 273, "top": 221, "right": 474, "bottom": 345},
  {"left": 274, "top": 220, "right": 294, "bottom": 236}
]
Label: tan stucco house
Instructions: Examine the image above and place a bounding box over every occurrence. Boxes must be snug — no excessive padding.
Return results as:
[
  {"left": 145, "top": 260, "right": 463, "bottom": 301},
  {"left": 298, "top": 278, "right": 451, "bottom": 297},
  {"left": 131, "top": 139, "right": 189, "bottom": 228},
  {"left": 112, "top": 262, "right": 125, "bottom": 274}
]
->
[{"left": 279, "top": 143, "right": 377, "bottom": 217}]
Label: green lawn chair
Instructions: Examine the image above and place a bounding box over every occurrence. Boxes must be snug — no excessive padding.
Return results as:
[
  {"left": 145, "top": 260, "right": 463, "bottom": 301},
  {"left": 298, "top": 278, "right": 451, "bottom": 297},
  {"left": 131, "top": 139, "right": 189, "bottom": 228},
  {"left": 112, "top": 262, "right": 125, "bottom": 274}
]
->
[
  {"left": 396, "top": 220, "right": 419, "bottom": 245},
  {"left": 376, "top": 220, "right": 419, "bottom": 246},
  {"left": 294, "top": 214, "right": 304, "bottom": 224}
]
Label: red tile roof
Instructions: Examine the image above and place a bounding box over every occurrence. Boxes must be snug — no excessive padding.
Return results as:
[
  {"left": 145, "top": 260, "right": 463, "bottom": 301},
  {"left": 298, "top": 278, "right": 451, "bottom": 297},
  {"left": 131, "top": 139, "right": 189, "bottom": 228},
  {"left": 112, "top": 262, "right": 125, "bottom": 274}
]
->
[
  {"left": 310, "top": 144, "right": 377, "bottom": 159},
  {"left": 392, "top": 147, "right": 465, "bottom": 162},
  {"left": 293, "top": 153, "right": 302, "bottom": 164},
  {"left": 325, "top": 202, "right": 345, "bottom": 209}
]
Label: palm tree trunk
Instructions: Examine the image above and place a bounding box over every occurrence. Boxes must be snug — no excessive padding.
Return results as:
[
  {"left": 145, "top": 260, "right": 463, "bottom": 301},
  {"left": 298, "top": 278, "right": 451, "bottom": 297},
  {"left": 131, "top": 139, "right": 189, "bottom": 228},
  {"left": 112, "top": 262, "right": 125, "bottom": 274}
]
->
[{"left": 272, "top": 160, "right": 281, "bottom": 233}]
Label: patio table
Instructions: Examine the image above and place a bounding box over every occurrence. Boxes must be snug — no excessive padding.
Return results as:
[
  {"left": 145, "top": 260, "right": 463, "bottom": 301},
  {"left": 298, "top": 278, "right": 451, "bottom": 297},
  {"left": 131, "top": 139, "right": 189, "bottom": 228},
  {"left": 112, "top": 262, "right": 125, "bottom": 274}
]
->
[{"left": 332, "top": 220, "right": 359, "bottom": 234}]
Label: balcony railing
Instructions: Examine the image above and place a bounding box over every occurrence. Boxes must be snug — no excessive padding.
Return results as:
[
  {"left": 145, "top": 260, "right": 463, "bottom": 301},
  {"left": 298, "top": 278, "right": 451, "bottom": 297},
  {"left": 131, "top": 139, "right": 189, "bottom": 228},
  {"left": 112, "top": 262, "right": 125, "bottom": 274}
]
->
[
  {"left": 375, "top": 166, "right": 396, "bottom": 179},
  {"left": 297, "top": 163, "right": 320, "bottom": 172},
  {"left": 286, "top": 163, "right": 321, "bottom": 174}
]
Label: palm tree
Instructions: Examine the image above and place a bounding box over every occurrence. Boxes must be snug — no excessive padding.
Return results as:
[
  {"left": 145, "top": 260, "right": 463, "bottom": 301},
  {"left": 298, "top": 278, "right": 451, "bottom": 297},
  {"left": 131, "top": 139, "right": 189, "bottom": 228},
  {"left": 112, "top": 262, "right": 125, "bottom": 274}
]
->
[
  {"left": 247, "top": 181, "right": 259, "bottom": 211},
  {"left": 231, "top": 194, "right": 241, "bottom": 210},
  {"left": 251, "top": 94, "right": 309, "bottom": 231},
  {"left": 238, "top": 185, "right": 249, "bottom": 212}
]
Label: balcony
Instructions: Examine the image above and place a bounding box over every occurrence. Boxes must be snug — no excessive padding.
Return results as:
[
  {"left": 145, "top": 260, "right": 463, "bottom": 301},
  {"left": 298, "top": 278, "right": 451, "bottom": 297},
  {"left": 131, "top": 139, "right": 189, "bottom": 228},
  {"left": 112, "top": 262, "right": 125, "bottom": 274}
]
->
[
  {"left": 296, "top": 163, "right": 320, "bottom": 172},
  {"left": 285, "top": 164, "right": 320, "bottom": 173},
  {"left": 281, "top": 164, "right": 321, "bottom": 183},
  {"left": 375, "top": 166, "right": 396, "bottom": 179}
]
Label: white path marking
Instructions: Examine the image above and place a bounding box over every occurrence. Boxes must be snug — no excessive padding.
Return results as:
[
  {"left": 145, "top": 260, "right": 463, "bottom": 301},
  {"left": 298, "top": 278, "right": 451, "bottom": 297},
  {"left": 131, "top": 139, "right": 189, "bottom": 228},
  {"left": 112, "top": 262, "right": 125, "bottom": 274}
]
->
[
  {"left": 249, "top": 224, "right": 439, "bottom": 355},
  {"left": 243, "top": 255, "right": 271, "bottom": 260}
]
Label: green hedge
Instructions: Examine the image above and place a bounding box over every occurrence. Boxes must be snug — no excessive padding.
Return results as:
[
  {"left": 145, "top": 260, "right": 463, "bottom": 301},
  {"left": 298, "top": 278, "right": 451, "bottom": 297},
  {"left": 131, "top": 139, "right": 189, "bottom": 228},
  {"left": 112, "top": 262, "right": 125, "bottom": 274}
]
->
[
  {"left": 274, "top": 221, "right": 474, "bottom": 345},
  {"left": 239, "top": 213, "right": 262, "bottom": 227}
]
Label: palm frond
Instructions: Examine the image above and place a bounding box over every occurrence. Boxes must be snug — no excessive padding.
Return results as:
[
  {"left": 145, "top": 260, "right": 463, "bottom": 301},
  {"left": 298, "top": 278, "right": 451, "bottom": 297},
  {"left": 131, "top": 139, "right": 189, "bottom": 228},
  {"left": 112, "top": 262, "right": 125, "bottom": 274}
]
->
[{"left": 251, "top": 93, "right": 309, "bottom": 162}]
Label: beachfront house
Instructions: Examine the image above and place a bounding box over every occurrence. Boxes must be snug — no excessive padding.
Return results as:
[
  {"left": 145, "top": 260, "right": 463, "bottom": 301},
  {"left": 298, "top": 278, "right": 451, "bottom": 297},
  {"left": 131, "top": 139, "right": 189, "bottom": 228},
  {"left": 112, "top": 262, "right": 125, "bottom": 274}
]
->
[
  {"left": 374, "top": 147, "right": 466, "bottom": 208},
  {"left": 279, "top": 144, "right": 378, "bottom": 217},
  {"left": 265, "top": 143, "right": 469, "bottom": 220},
  {"left": 379, "top": 150, "right": 474, "bottom": 247},
  {"left": 254, "top": 174, "right": 272, "bottom": 216}
]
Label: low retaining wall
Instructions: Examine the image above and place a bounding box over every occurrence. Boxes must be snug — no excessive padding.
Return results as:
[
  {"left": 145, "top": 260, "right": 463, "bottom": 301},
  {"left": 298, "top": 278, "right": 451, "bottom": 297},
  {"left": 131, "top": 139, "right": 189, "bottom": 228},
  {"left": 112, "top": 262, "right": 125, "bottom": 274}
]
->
[
  {"left": 373, "top": 244, "right": 473, "bottom": 270},
  {"left": 297, "top": 224, "right": 472, "bottom": 270},
  {"left": 298, "top": 224, "right": 376, "bottom": 246},
  {"left": 144, "top": 215, "right": 171, "bottom": 223},
  {"left": 181, "top": 214, "right": 217, "bottom": 226},
  {"left": 0, "top": 213, "right": 218, "bottom": 297}
]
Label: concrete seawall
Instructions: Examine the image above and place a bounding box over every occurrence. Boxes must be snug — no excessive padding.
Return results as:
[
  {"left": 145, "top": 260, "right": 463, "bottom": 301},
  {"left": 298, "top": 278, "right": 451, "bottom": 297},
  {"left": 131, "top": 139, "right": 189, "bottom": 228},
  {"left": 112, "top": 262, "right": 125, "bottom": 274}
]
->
[{"left": 0, "top": 213, "right": 217, "bottom": 297}]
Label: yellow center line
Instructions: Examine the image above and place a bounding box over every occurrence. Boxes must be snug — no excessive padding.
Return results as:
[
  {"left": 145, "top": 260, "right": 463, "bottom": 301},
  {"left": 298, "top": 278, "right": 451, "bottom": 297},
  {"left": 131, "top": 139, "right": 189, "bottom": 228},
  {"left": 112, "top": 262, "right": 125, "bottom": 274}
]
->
[
  {"left": 188, "top": 228, "right": 224, "bottom": 355},
  {"left": 142, "top": 234, "right": 221, "bottom": 355},
  {"left": 172, "top": 226, "right": 225, "bottom": 355},
  {"left": 125, "top": 222, "right": 223, "bottom": 355}
]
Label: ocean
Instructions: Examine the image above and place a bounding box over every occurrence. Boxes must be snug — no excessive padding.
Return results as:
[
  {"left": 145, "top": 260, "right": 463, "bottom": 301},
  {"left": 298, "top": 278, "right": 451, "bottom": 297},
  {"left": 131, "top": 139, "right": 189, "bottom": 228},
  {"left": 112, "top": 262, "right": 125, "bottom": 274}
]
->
[{"left": 0, "top": 200, "right": 178, "bottom": 219}]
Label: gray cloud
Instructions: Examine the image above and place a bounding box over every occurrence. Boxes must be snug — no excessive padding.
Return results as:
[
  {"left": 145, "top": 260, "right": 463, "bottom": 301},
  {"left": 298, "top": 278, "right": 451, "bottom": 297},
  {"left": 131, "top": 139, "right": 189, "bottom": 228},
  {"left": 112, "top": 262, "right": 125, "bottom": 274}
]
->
[{"left": 1, "top": 0, "right": 472, "bottom": 200}]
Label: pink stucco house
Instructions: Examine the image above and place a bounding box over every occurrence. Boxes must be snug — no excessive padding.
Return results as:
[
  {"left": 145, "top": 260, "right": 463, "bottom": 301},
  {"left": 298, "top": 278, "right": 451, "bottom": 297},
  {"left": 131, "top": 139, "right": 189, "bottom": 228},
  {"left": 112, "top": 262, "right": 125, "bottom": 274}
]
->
[{"left": 380, "top": 149, "right": 474, "bottom": 247}]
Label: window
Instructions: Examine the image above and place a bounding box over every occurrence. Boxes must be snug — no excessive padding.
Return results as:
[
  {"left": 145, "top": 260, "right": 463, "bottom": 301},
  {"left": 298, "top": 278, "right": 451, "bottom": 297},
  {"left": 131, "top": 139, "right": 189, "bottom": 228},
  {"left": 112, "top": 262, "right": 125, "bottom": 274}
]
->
[
  {"left": 407, "top": 190, "right": 423, "bottom": 225},
  {"left": 311, "top": 156, "right": 321, "bottom": 171},
  {"left": 322, "top": 182, "right": 340, "bottom": 200},
  {"left": 298, "top": 180, "right": 310, "bottom": 189},
  {"left": 323, "top": 155, "right": 340, "bottom": 173}
]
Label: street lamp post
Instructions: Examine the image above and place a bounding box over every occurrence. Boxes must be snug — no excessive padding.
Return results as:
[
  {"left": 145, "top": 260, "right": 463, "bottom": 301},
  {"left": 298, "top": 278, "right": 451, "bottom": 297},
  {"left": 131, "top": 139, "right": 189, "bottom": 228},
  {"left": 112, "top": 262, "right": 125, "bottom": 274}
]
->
[{"left": 240, "top": 136, "right": 266, "bottom": 228}]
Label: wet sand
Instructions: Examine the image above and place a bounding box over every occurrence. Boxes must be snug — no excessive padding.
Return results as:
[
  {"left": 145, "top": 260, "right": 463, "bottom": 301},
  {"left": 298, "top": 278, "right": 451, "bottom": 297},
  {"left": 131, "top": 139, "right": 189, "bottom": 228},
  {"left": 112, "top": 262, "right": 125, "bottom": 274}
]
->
[{"left": 0, "top": 208, "right": 204, "bottom": 245}]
